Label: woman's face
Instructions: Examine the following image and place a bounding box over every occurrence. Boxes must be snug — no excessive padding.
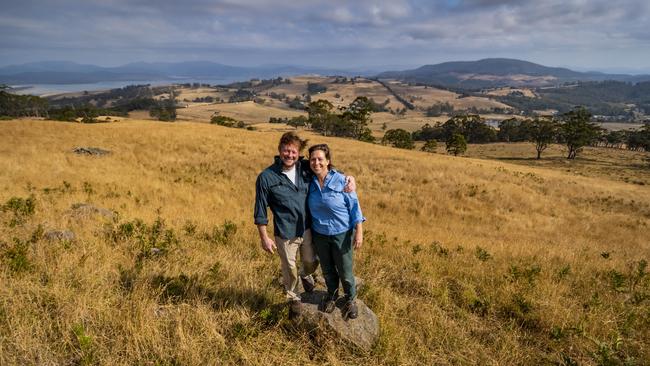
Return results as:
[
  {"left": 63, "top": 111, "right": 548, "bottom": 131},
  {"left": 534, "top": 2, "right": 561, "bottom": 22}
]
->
[{"left": 309, "top": 150, "right": 330, "bottom": 176}]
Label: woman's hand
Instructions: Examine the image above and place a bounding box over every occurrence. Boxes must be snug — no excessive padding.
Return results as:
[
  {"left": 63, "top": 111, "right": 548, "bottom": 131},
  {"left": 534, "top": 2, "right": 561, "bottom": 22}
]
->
[{"left": 353, "top": 225, "right": 363, "bottom": 250}]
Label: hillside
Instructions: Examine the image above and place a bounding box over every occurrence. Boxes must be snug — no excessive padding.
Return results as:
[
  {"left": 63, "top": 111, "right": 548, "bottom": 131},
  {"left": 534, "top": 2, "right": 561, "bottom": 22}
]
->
[
  {"left": 0, "top": 119, "right": 648, "bottom": 365},
  {"left": 377, "top": 58, "right": 650, "bottom": 88}
]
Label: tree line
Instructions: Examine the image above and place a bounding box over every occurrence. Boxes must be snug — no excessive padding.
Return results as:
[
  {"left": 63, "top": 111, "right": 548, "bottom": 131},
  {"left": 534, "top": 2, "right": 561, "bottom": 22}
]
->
[
  {"left": 384, "top": 107, "right": 650, "bottom": 159},
  {"left": 0, "top": 86, "right": 179, "bottom": 122}
]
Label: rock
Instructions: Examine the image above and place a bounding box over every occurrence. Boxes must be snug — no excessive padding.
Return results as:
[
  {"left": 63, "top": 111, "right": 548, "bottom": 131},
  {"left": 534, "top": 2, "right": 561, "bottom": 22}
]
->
[
  {"left": 298, "top": 289, "right": 380, "bottom": 352},
  {"left": 72, "top": 147, "right": 111, "bottom": 156},
  {"left": 70, "top": 203, "right": 115, "bottom": 220},
  {"left": 44, "top": 229, "right": 75, "bottom": 241}
]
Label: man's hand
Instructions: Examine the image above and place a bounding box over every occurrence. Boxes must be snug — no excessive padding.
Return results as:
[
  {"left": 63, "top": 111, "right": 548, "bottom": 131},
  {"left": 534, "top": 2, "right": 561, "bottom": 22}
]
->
[
  {"left": 261, "top": 236, "right": 277, "bottom": 254},
  {"left": 344, "top": 175, "right": 356, "bottom": 193},
  {"left": 257, "top": 225, "right": 276, "bottom": 254}
]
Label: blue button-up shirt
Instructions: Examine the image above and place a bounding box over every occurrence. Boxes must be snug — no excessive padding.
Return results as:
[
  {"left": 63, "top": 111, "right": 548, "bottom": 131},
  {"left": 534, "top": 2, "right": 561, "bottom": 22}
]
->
[{"left": 308, "top": 170, "right": 365, "bottom": 236}]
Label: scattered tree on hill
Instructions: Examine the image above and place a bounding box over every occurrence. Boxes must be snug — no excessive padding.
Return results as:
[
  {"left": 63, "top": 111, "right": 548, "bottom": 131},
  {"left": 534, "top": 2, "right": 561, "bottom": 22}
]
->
[
  {"left": 497, "top": 118, "right": 532, "bottom": 142},
  {"left": 425, "top": 102, "right": 454, "bottom": 117},
  {"left": 626, "top": 123, "right": 650, "bottom": 152},
  {"left": 211, "top": 115, "right": 245, "bottom": 128},
  {"left": 529, "top": 117, "right": 559, "bottom": 159},
  {"left": 149, "top": 101, "right": 176, "bottom": 121},
  {"left": 446, "top": 133, "right": 467, "bottom": 156},
  {"left": 287, "top": 116, "right": 307, "bottom": 129},
  {"left": 421, "top": 139, "right": 438, "bottom": 153},
  {"left": 288, "top": 96, "right": 306, "bottom": 110},
  {"left": 441, "top": 114, "right": 496, "bottom": 143},
  {"left": 412, "top": 123, "right": 444, "bottom": 141},
  {"left": 600, "top": 130, "right": 627, "bottom": 149},
  {"left": 340, "top": 97, "right": 374, "bottom": 142},
  {"left": 307, "top": 82, "right": 327, "bottom": 95},
  {"left": 382, "top": 129, "right": 414, "bottom": 149},
  {"left": 560, "top": 107, "right": 600, "bottom": 159},
  {"left": 307, "top": 97, "right": 374, "bottom": 142},
  {"left": 308, "top": 100, "right": 336, "bottom": 136},
  {"left": 228, "top": 89, "right": 255, "bottom": 103}
]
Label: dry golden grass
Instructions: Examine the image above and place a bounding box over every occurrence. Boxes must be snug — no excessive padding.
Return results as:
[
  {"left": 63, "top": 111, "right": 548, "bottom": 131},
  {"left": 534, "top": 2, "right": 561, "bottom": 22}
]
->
[
  {"left": 386, "top": 81, "right": 512, "bottom": 111},
  {"left": 483, "top": 87, "right": 537, "bottom": 98},
  {"left": 264, "top": 77, "right": 404, "bottom": 111},
  {"left": 369, "top": 112, "right": 447, "bottom": 135},
  {"left": 177, "top": 87, "right": 221, "bottom": 101},
  {"left": 176, "top": 101, "right": 306, "bottom": 124},
  {"left": 1, "top": 119, "right": 648, "bottom": 365},
  {"left": 263, "top": 75, "right": 321, "bottom": 98},
  {"left": 462, "top": 142, "right": 650, "bottom": 186}
]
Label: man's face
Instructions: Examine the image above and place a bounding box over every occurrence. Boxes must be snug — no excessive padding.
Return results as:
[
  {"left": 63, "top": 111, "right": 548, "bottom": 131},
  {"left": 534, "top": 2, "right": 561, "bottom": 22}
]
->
[{"left": 279, "top": 143, "right": 300, "bottom": 169}]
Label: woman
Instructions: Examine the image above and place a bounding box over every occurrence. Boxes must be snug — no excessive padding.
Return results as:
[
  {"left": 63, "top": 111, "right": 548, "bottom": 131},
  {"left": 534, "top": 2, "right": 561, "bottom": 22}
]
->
[{"left": 307, "top": 144, "right": 364, "bottom": 319}]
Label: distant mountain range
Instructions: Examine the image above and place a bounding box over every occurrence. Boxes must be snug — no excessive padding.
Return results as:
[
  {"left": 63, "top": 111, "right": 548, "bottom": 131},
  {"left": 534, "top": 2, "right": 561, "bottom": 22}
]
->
[
  {"left": 0, "top": 61, "right": 361, "bottom": 85},
  {"left": 376, "top": 58, "right": 650, "bottom": 88},
  {"left": 1, "top": 58, "right": 649, "bottom": 88}
]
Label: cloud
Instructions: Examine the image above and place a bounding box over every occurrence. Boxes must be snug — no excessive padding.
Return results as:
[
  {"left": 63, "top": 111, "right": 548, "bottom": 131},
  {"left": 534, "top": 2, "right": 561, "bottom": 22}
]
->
[{"left": 0, "top": 0, "right": 649, "bottom": 70}]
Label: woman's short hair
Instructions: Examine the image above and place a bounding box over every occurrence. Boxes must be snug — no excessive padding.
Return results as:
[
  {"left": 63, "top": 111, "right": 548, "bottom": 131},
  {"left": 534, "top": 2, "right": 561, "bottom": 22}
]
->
[{"left": 278, "top": 132, "right": 308, "bottom": 152}]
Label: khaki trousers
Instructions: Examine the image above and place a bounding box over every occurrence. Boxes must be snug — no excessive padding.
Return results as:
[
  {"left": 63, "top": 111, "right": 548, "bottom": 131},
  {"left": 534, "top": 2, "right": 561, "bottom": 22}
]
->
[{"left": 275, "top": 229, "right": 318, "bottom": 301}]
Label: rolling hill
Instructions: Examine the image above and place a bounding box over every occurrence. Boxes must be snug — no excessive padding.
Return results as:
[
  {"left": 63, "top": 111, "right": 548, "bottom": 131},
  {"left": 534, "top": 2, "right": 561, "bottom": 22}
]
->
[{"left": 377, "top": 58, "right": 650, "bottom": 88}]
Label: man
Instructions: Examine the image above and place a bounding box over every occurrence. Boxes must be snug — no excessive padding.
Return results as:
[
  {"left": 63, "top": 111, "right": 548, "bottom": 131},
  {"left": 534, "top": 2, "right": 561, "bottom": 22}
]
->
[{"left": 254, "top": 132, "right": 354, "bottom": 316}]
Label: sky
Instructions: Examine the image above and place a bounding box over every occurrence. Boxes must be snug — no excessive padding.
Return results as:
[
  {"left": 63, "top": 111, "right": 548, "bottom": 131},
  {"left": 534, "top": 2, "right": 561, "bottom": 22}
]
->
[{"left": 1, "top": 0, "right": 649, "bottom": 73}]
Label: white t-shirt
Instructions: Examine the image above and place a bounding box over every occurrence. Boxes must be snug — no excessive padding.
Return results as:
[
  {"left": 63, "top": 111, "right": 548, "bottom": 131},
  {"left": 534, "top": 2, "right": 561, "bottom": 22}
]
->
[{"left": 282, "top": 164, "right": 297, "bottom": 186}]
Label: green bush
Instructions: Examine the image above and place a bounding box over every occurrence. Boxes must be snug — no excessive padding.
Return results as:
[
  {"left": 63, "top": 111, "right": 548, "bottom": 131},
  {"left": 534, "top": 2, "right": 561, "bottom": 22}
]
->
[{"left": 421, "top": 139, "right": 437, "bottom": 153}]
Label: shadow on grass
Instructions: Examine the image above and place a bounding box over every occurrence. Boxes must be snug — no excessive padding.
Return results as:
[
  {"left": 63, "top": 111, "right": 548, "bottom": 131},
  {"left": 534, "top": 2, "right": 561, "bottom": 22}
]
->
[{"left": 150, "top": 273, "right": 275, "bottom": 312}]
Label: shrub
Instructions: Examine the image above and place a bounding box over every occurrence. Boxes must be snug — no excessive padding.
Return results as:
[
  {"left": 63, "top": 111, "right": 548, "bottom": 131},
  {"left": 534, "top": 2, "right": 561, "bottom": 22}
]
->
[
  {"left": 211, "top": 115, "right": 245, "bottom": 128},
  {"left": 421, "top": 139, "right": 437, "bottom": 153},
  {"left": 2, "top": 195, "right": 36, "bottom": 227}
]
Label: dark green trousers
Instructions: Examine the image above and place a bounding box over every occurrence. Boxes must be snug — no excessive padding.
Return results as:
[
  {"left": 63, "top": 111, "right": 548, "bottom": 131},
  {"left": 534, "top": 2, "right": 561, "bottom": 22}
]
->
[{"left": 313, "top": 230, "right": 356, "bottom": 301}]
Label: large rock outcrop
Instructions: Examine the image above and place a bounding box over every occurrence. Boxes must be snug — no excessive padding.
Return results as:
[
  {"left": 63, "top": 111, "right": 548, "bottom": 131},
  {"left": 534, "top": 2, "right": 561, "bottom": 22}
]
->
[
  {"left": 285, "top": 276, "right": 379, "bottom": 352},
  {"left": 298, "top": 289, "right": 379, "bottom": 352}
]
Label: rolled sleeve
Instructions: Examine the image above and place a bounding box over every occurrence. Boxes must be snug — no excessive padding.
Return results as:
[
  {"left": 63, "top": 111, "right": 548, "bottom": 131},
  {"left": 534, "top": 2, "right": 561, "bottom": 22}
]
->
[
  {"left": 254, "top": 175, "right": 269, "bottom": 225},
  {"left": 344, "top": 191, "right": 365, "bottom": 226}
]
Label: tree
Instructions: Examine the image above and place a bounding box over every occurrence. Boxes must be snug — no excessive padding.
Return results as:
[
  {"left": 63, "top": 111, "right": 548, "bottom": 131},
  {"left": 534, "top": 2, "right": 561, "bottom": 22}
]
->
[
  {"left": 529, "top": 117, "right": 558, "bottom": 159},
  {"left": 440, "top": 114, "right": 496, "bottom": 143},
  {"left": 307, "top": 97, "right": 375, "bottom": 142},
  {"left": 307, "top": 100, "right": 335, "bottom": 136},
  {"left": 497, "top": 118, "right": 532, "bottom": 142},
  {"left": 210, "top": 115, "right": 244, "bottom": 128},
  {"left": 382, "top": 129, "right": 414, "bottom": 149},
  {"left": 287, "top": 116, "right": 307, "bottom": 129},
  {"left": 446, "top": 133, "right": 467, "bottom": 156},
  {"left": 412, "top": 123, "right": 444, "bottom": 141},
  {"left": 421, "top": 139, "right": 437, "bottom": 153},
  {"left": 626, "top": 123, "right": 650, "bottom": 152},
  {"left": 307, "top": 82, "right": 327, "bottom": 94},
  {"left": 340, "top": 96, "right": 374, "bottom": 141},
  {"left": 603, "top": 130, "right": 626, "bottom": 149},
  {"left": 560, "top": 107, "right": 600, "bottom": 159}
]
